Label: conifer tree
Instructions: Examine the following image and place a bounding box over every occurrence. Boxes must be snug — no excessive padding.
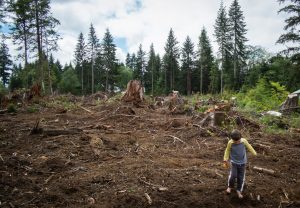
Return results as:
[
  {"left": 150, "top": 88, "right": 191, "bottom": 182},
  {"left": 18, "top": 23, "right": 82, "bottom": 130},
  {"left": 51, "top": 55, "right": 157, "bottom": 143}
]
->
[
  {"left": 125, "top": 53, "right": 131, "bottom": 68},
  {"left": 145, "top": 43, "right": 159, "bottom": 95},
  {"left": 87, "top": 23, "right": 99, "bottom": 93},
  {"left": 33, "top": 0, "right": 60, "bottom": 88},
  {"left": 0, "top": 36, "right": 12, "bottom": 86},
  {"left": 133, "top": 44, "right": 146, "bottom": 83},
  {"left": 163, "top": 28, "right": 180, "bottom": 93},
  {"left": 228, "top": 0, "right": 248, "bottom": 89},
  {"left": 129, "top": 53, "right": 136, "bottom": 71},
  {"left": 74, "top": 32, "right": 86, "bottom": 94},
  {"left": 101, "top": 28, "right": 117, "bottom": 92},
  {"left": 197, "top": 27, "right": 214, "bottom": 94},
  {"left": 0, "top": 0, "right": 5, "bottom": 27},
  {"left": 8, "top": 0, "right": 34, "bottom": 66},
  {"left": 181, "top": 36, "right": 195, "bottom": 95},
  {"left": 277, "top": 0, "right": 300, "bottom": 60},
  {"left": 214, "top": 1, "right": 231, "bottom": 93}
]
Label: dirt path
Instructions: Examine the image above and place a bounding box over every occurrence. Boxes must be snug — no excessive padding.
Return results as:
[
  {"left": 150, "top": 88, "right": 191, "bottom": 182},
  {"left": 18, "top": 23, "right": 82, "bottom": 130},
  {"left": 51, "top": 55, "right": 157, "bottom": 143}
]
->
[{"left": 0, "top": 102, "right": 299, "bottom": 207}]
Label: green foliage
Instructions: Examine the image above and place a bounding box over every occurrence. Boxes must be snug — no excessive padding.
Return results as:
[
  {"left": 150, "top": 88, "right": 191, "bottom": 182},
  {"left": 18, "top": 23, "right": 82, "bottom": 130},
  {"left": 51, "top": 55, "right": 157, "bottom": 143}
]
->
[
  {"left": 237, "top": 78, "right": 289, "bottom": 112},
  {"left": 0, "top": 82, "right": 7, "bottom": 95},
  {"left": 289, "top": 113, "right": 300, "bottom": 129},
  {"left": 27, "top": 106, "right": 38, "bottom": 113},
  {"left": 116, "top": 66, "right": 132, "bottom": 90},
  {"left": 7, "top": 103, "right": 16, "bottom": 113},
  {"left": 9, "top": 75, "right": 23, "bottom": 91},
  {"left": 260, "top": 115, "right": 288, "bottom": 129},
  {"left": 58, "top": 68, "right": 80, "bottom": 94}
]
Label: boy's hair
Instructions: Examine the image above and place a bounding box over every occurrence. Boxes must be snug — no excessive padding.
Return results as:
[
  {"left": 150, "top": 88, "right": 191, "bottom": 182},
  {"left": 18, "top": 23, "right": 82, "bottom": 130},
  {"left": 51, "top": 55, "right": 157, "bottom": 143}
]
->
[{"left": 231, "top": 130, "right": 241, "bottom": 141}]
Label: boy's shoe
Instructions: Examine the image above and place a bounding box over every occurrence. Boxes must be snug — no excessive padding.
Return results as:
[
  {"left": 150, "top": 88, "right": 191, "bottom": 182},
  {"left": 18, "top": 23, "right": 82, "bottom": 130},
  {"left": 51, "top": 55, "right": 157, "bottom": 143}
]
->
[
  {"left": 226, "top": 187, "right": 231, "bottom": 194},
  {"left": 237, "top": 191, "right": 243, "bottom": 199}
]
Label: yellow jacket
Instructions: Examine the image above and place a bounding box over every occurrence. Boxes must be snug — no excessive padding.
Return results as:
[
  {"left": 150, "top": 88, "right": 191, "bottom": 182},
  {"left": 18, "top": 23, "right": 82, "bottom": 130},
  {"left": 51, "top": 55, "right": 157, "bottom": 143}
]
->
[{"left": 224, "top": 138, "right": 257, "bottom": 162}]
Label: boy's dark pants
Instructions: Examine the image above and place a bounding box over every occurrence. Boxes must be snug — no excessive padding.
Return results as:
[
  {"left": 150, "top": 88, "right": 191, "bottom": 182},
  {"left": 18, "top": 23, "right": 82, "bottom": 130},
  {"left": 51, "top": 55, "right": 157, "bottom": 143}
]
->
[{"left": 228, "top": 163, "right": 246, "bottom": 192}]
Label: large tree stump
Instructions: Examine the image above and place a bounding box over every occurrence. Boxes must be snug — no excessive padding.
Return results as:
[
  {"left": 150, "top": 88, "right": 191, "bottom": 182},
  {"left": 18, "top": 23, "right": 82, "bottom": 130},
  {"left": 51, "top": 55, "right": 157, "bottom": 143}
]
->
[
  {"left": 121, "top": 80, "right": 144, "bottom": 103},
  {"left": 280, "top": 93, "right": 299, "bottom": 112},
  {"left": 200, "top": 111, "right": 227, "bottom": 127}
]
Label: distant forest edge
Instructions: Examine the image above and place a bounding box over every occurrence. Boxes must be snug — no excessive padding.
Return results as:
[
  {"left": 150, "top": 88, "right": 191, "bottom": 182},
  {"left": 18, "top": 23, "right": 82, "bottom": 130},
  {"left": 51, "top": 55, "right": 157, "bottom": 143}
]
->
[{"left": 0, "top": 0, "right": 299, "bottom": 96}]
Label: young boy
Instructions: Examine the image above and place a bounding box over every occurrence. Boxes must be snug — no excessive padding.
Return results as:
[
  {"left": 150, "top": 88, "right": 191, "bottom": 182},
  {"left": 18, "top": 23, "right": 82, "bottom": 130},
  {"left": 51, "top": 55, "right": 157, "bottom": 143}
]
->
[{"left": 223, "top": 130, "right": 257, "bottom": 199}]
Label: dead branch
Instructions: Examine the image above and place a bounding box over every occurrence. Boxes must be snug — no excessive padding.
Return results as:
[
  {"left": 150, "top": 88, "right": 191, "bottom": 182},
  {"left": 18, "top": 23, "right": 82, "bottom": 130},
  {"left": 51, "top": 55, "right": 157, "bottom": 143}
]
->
[
  {"left": 253, "top": 166, "right": 275, "bottom": 175},
  {"left": 165, "top": 135, "right": 187, "bottom": 145},
  {"left": 139, "top": 177, "right": 162, "bottom": 188},
  {"left": 44, "top": 174, "right": 54, "bottom": 184},
  {"left": 30, "top": 119, "right": 43, "bottom": 135},
  {"left": 144, "top": 193, "right": 152, "bottom": 205},
  {"left": 78, "top": 105, "right": 93, "bottom": 113},
  {"left": 114, "top": 114, "right": 140, "bottom": 118}
]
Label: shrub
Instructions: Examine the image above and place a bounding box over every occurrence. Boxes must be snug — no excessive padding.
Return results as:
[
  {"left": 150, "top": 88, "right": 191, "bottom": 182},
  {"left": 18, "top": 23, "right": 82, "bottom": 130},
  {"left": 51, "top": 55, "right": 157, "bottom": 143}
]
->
[
  {"left": 7, "top": 103, "right": 17, "bottom": 113},
  {"left": 237, "top": 78, "right": 288, "bottom": 112}
]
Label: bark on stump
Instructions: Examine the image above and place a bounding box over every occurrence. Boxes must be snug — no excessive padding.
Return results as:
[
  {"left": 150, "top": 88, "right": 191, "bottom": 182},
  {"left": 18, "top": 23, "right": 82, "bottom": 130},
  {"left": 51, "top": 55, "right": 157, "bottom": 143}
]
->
[{"left": 121, "top": 80, "right": 144, "bottom": 103}]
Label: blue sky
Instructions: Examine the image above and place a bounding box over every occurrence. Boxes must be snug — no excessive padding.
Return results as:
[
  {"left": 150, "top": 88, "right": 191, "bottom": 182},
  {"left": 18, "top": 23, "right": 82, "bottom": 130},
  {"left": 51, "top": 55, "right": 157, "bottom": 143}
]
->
[{"left": 3, "top": 0, "right": 289, "bottom": 65}]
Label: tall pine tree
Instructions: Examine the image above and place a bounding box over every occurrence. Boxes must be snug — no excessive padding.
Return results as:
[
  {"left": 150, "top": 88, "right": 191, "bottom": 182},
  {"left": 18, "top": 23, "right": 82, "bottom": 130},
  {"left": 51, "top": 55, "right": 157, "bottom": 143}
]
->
[
  {"left": 214, "top": 1, "right": 232, "bottom": 93},
  {"left": 9, "top": 0, "right": 34, "bottom": 66},
  {"left": 145, "top": 43, "right": 159, "bottom": 95},
  {"left": 181, "top": 36, "right": 195, "bottom": 95},
  {"left": 163, "top": 28, "right": 180, "bottom": 94},
  {"left": 134, "top": 44, "right": 146, "bottom": 84},
  {"left": 228, "top": 0, "right": 247, "bottom": 89},
  {"left": 33, "top": 0, "right": 60, "bottom": 89},
  {"left": 0, "top": 36, "right": 12, "bottom": 86},
  {"left": 74, "top": 32, "right": 87, "bottom": 94},
  {"left": 87, "top": 23, "right": 99, "bottom": 93},
  {"left": 101, "top": 28, "right": 117, "bottom": 92},
  {"left": 277, "top": 0, "right": 300, "bottom": 61},
  {"left": 197, "top": 27, "right": 214, "bottom": 94}
]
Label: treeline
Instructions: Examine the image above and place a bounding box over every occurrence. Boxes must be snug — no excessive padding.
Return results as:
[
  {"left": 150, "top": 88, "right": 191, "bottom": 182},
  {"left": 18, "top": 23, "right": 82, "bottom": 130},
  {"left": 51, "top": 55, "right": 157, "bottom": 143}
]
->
[{"left": 0, "top": 0, "right": 299, "bottom": 96}]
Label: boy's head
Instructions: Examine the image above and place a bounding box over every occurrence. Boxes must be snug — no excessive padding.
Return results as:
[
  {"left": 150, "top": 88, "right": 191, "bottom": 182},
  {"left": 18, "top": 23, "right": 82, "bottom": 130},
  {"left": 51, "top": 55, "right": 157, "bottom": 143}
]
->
[{"left": 231, "top": 130, "right": 241, "bottom": 141}]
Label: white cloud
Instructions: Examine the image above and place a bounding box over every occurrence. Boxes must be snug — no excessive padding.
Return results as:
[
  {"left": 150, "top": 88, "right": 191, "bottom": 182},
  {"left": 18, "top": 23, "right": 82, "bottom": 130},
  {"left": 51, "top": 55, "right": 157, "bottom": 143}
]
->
[{"left": 7, "top": 0, "right": 289, "bottom": 66}]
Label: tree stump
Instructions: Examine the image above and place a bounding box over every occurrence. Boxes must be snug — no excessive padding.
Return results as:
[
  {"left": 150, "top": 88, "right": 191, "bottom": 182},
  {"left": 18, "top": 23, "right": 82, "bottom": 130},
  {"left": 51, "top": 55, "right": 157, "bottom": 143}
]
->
[{"left": 121, "top": 80, "right": 144, "bottom": 103}]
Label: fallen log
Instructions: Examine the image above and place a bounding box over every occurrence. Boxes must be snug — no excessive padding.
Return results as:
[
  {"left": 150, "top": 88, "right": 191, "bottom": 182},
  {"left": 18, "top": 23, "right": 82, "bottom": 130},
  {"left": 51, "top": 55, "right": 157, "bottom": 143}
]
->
[
  {"left": 253, "top": 166, "right": 275, "bottom": 175},
  {"left": 43, "top": 129, "right": 82, "bottom": 136},
  {"left": 0, "top": 109, "right": 8, "bottom": 114}
]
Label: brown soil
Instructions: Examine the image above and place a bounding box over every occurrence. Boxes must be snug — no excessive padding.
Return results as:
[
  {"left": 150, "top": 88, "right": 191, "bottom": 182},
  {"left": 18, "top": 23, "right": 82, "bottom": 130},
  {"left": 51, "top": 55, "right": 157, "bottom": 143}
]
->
[{"left": 0, "top": 100, "right": 299, "bottom": 208}]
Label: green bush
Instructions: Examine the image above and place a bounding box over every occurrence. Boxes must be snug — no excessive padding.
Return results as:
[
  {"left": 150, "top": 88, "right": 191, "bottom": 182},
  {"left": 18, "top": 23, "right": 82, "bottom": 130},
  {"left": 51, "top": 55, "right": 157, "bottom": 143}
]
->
[
  {"left": 7, "top": 104, "right": 17, "bottom": 113},
  {"left": 237, "top": 78, "right": 288, "bottom": 112},
  {"left": 27, "top": 106, "right": 38, "bottom": 113}
]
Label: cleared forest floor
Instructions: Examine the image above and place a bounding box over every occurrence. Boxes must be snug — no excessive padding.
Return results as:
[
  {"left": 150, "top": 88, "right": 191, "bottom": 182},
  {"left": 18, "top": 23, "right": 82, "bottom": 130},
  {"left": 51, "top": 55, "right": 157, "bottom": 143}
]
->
[{"left": 0, "top": 96, "right": 299, "bottom": 208}]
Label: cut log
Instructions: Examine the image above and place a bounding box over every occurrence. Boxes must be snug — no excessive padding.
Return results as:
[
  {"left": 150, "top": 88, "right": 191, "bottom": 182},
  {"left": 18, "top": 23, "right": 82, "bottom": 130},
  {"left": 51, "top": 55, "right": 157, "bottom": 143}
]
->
[
  {"left": 0, "top": 109, "right": 8, "bottom": 114},
  {"left": 253, "top": 166, "right": 275, "bottom": 175},
  {"left": 43, "top": 129, "right": 82, "bottom": 136},
  {"left": 121, "top": 80, "right": 144, "bottom": 103}
]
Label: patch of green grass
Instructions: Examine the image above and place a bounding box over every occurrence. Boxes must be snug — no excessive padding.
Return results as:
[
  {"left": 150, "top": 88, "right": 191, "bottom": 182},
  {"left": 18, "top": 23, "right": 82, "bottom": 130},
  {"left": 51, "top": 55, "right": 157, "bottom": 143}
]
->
[{"left": 27, "top": 106, "right": 39, "bottom": 113}]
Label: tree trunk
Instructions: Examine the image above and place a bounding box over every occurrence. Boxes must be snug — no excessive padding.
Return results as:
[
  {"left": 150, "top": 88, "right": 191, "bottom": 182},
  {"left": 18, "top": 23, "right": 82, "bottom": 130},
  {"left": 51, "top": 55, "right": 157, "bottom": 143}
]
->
[
  {"left": 81, "top": 64, "right": 84, "bottom": 94},
  {"left": 35, "top": 0, "right": 42, "bottom": 84},
  {"left": 22, "top": 21, "right": 28, "bottom": 67}
]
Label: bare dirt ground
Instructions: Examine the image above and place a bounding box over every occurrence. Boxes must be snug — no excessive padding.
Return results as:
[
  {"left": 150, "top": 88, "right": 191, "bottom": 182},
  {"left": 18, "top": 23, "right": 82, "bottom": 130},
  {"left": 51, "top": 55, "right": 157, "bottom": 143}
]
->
[{"left": 0, "top": 98, "right": 299, "bottom": 208}]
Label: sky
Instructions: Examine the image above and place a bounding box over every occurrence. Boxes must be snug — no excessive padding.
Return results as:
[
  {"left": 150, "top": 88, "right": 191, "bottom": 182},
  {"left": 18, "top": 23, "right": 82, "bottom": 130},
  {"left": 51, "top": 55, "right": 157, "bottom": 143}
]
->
[{"left": 3, "top": 0, "right": 288, "bottom": 65}]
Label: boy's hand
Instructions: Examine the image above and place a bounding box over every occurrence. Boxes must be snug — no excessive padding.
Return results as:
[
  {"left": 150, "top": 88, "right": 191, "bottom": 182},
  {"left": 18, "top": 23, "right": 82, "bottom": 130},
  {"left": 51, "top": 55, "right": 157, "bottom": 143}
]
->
[{"left": 223, "top": 161, "right": 229, "bottom": 169}]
